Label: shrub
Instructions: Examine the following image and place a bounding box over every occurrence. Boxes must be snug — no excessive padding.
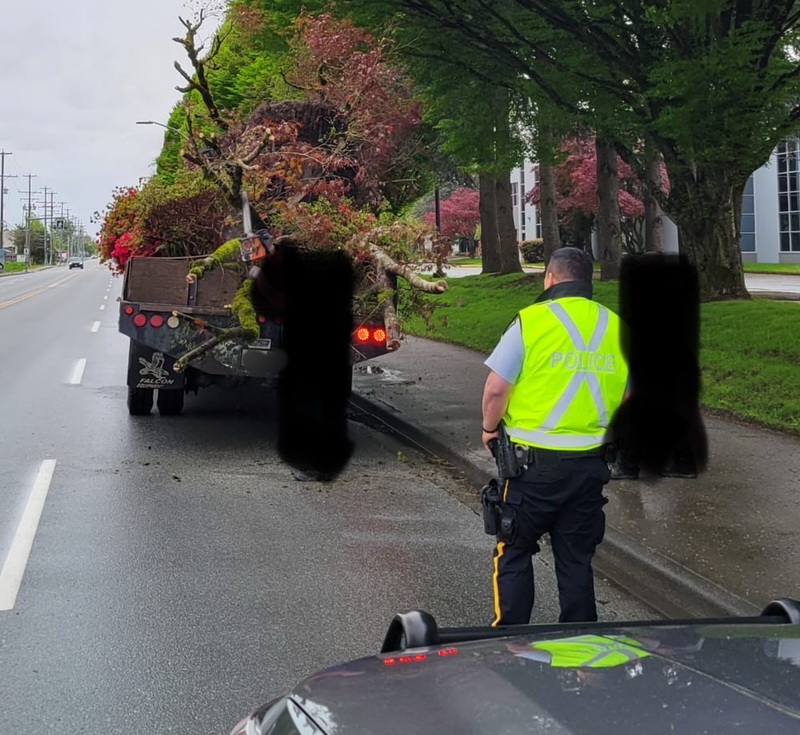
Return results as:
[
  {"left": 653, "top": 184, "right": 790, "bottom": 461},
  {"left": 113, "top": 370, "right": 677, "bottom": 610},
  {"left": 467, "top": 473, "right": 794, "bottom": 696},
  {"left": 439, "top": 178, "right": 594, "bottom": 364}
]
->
[{"left": 520, "top": 239, "right": 545, "bottom": 263}]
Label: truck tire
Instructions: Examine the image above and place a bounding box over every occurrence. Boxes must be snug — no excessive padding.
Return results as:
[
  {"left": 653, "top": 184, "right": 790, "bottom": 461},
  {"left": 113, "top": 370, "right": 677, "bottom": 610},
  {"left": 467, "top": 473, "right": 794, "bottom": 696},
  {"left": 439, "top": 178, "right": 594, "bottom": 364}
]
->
[
  {"left": 128, "top": 387, "right": 154, "bottom": 416},
  {"left": 157, "top": 389, "right": 184, "bottom": 416}
]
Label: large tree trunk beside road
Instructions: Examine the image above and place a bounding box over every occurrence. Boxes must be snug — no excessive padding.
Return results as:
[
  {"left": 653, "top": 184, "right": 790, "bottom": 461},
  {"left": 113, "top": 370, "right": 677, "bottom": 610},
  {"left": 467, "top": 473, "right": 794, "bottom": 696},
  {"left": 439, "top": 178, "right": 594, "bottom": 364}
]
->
[
  {"left": 495, "top": 176, "right": 523, "bottom": 274},
  {"left": 479, "top": 173, "right": 521, "bottom": 274},
  {"left": 479, "top": 172, "right": 501, "bottom": 273},
  {"left": 539, "top": 162, "right": 561, "bottom": 266},
  {"left": 644, "top": 141, "right": 664, "bottom": 253},
  {"left": 595, "top": 137, "right": 622, "bottom": 280},
  {"left": 537, "top": 122, "right": 562, "bottom": 266},
  {"left": 666, "top": 164, "right": 749, "bottom": 301}
]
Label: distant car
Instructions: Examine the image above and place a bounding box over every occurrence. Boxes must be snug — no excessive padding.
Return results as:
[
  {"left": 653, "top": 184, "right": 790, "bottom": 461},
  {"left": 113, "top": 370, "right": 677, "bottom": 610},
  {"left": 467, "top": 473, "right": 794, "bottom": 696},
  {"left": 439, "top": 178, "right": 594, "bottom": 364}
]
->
[
  {"left": 228, "top": 600, "right": 800, "bottom": 734},
  {"left": 68, "top": 257, "right": 83, "bottom": 270}
]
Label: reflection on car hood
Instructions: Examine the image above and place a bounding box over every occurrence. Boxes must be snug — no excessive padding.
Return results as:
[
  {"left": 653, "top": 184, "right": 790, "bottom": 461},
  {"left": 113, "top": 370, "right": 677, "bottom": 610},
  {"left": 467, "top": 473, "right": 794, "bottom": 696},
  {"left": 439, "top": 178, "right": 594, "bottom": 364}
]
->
[{"left": 291, "top": 623, "right": 800, "bottom": 735}]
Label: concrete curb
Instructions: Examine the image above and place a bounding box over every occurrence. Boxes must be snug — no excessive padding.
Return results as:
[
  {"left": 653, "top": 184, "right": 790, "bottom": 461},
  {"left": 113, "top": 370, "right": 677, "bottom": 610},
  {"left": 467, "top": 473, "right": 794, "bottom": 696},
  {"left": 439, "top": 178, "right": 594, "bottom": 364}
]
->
[
  {"left": 349, "top": 391, "right": 759, "bottom": 620},
  {"left": 749, "top": 290, "right": 800, "bottom": 301}
]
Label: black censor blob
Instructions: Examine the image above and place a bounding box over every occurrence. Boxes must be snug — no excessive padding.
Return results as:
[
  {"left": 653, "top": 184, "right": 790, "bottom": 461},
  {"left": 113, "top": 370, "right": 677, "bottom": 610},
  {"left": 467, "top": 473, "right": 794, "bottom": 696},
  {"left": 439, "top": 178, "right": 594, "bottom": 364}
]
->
[
  {"left": 277, "top": 244, "right": 355, "bottom": 481},
  {"left": 610, "top": 253, "right": 708, "bottom": 477}
]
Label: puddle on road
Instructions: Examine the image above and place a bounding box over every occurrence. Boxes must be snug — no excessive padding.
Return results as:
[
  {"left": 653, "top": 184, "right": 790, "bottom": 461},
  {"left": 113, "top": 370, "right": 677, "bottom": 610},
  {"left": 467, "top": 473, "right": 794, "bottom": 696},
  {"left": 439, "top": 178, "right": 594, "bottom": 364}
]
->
[{"left": 353, "top": 364, "right": 417, "bottom": 385}]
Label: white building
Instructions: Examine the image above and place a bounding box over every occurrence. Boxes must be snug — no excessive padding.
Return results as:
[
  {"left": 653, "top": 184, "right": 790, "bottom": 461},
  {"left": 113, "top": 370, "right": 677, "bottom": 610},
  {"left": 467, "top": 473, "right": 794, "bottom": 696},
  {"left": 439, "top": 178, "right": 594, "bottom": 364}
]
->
[{"left": 510, "top": 142, "right": 800, "bottom": 264}]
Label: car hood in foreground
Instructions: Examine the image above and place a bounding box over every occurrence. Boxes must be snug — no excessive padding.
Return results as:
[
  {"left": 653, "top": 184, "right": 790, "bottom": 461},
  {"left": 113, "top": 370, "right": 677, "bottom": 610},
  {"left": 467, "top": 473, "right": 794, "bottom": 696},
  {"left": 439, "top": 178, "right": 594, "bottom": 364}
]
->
[{"left": 290, "top": 623, "right": 800, "bottom": 735}]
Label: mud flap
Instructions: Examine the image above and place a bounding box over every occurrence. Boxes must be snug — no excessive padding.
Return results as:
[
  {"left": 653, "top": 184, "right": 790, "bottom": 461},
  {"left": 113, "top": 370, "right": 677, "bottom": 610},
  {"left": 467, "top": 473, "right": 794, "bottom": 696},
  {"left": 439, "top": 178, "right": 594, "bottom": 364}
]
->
[{"left": 127, "top": 341, "right": 185, "bottom": 391}]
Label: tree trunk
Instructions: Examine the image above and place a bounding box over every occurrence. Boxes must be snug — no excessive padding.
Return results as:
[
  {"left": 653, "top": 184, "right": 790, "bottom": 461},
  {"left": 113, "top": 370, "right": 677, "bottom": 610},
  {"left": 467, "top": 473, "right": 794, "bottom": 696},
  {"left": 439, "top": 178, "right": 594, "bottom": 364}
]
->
[
  {"left": 495, "top": 176, "right": 523, "bottom": 274},
  {"left": 479, "top": 172, "right": 501, "bottom": 273},
  {"left": 644, "top": 141, "right": 664, "bottom": 253},
  {"left": 539, "top": 163, "right": 561, "bottom": 266},
  {"left": 595, "top": 137, "right": 622, "bottom": 280},
  {"left": 667, "top": 166, "right": 749, "bottom": 301},
  {"left": 537, "top": 123, "right": 561, "bottom": 266}
]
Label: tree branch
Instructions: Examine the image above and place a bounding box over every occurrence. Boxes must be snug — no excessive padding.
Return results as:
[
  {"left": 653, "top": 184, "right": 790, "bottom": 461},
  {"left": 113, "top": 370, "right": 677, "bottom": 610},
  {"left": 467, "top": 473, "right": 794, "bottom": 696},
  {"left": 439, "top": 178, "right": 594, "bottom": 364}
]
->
[{"left": 369, "top": 244, "right": 447, "bottom": 293}]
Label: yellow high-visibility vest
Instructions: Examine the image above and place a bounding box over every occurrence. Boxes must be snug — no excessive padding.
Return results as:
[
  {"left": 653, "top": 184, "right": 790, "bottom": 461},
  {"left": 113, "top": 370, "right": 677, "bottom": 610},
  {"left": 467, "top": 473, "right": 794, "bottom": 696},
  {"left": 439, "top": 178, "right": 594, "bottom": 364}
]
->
[
  {"left": 504, "top": 297, "right": 628, "bottom": 450},
  {"left": 531, "top": 635, "right": 652, "bottom": 668}
]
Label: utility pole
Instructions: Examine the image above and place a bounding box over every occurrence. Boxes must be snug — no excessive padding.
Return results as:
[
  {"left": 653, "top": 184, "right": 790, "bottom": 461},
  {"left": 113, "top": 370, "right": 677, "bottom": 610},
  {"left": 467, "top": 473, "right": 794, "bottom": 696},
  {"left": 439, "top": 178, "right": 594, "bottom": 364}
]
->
[
  {"left": 49, "top": 191, "right": 56, "bottom": 264},
  {"left": 40, "top": 186, "right": 50, "bottom": 265},
  {"left": 0, "top": 150, "right": 18, "bottom": 256},
  {"left": 20, "top": 173, "right": 36, "bottom": 271}
]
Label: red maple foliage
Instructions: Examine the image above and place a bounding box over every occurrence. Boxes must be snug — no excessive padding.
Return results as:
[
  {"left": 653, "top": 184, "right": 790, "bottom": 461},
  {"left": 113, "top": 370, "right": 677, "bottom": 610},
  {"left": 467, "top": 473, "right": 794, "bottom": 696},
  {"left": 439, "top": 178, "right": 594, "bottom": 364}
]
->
[
  {"left": 422, "top": 187, "right": 480, "bottom": 241},
  {"left": 287, "top": 11, "right": 423, "bottom": 207},
  {"left": 527, "top": 137, "right": 669, "bottom": 221}
]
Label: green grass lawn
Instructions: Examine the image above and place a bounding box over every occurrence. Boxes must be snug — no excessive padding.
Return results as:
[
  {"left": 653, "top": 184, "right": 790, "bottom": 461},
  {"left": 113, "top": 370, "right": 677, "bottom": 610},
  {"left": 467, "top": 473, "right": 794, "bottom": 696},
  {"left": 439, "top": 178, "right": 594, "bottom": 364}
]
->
[
  {"left": 742, "top": 262, "right": 800, "bottom": 274},
  {"left": 401, "top": 272, "right": 800, "bottom": 433},
  {"left": 1, "top": 261, "right": 32, "bottom": 273},
  {"left": 450, "top": 259, "right": 800, "bottom": 275}
]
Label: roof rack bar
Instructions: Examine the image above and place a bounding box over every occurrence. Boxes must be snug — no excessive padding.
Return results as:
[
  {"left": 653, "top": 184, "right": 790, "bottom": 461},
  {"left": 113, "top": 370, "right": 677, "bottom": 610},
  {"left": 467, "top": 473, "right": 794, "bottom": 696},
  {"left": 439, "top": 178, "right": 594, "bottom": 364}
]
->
[{"left": 434, "top": 616, "right": 790, "bottom": 647}]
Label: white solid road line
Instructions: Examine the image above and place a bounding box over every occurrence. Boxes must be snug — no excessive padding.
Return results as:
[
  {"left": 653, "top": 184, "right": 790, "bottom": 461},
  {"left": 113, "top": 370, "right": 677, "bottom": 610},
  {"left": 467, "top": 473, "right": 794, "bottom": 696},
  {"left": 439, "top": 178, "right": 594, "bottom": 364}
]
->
[
  {"left": 68, "top": 358, "right": 87, "bottom": 385},
  {"left": 0, "top": 460, "right": 58, "bottom": 611},
  {"left": 91, "top": 321, "right": 101, "bottom": 333}
]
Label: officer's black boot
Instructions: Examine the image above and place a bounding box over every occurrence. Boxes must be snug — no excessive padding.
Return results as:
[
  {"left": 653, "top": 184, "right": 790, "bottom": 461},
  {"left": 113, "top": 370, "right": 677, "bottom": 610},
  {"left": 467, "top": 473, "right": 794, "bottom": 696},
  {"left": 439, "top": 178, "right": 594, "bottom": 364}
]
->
[{"left": 609, "top": 455, "right": 640, "bottom": 480}]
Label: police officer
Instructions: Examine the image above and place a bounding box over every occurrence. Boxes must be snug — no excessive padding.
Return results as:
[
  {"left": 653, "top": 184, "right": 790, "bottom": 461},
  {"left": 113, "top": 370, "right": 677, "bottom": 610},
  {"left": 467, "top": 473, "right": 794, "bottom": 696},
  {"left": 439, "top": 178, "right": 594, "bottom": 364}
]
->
[{"left": 481, "top": 247, "right": 629, "bottom": 625}]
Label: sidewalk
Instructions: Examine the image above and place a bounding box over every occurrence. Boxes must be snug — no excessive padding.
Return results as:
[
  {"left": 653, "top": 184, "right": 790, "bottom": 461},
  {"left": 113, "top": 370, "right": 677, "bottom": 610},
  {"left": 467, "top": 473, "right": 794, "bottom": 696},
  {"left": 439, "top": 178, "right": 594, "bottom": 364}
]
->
[
  {"left": 444, "top": 263, "right": 800, "bottom": 300},
  {"left": 352, "top": 335, "right": 800, "bottom": 618}
]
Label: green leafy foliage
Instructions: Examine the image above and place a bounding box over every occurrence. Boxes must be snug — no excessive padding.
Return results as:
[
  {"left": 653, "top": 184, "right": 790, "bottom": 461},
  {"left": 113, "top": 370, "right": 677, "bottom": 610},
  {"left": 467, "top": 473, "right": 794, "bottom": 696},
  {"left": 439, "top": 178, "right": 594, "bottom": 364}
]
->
[{"left": 519, "top": 239, "right": 545, "bottom": 264}]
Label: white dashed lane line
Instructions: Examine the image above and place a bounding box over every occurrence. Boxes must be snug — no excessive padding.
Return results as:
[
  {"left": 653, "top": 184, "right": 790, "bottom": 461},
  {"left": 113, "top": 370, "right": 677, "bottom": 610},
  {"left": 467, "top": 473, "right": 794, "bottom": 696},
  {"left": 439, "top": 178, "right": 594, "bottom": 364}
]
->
[
  {"left": 99, "top": 304, "right": 105, "bottom": 311},
  {"left": 0, "top": 460, "right": 58, "bottom": 611},
  {"left": 90, "top": 321, "right": 101, "bottom": 333},
  {"left": 68, "top": 358, "right": 87, "bottom": 385}
]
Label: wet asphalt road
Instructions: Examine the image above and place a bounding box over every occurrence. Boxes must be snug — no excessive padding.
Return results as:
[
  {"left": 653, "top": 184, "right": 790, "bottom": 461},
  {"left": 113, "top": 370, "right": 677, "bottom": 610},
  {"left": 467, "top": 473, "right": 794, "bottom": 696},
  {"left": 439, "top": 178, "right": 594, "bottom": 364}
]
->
[{"left": 0, "top": 264, "right": 653, "bottom": 734}]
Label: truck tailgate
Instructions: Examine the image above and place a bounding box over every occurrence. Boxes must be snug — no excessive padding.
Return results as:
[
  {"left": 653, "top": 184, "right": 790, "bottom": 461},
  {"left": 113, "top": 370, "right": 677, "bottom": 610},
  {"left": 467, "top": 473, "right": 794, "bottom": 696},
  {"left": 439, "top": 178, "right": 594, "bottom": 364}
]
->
[{"left": 123, "top": 256, "right": 242, "bottom": 309}]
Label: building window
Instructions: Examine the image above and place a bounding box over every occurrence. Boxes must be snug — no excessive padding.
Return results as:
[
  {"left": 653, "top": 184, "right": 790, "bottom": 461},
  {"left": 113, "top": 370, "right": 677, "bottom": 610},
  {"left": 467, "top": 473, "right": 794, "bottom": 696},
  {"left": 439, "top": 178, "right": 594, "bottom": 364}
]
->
[
  {"left": 511, "top": 181, "right": 519, "bottom": 208},
  {"left": 740, "top": 175, "right": 755, "bottom": 252},
  {"left": 777, "top": 139, "right": 800, "bottom": 252},
  {"left": 520, "top": 167, "right": 526, "bottom": 240}
]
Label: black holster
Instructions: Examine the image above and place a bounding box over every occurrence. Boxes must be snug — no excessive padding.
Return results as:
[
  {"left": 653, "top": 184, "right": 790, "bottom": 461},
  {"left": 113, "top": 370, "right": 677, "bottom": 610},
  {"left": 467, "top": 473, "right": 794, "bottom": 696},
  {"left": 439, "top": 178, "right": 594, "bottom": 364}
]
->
[
  {"left": 480, "top": 479, "right": 502, "bottom": 535},
  {"left": 489, "top": 424, "right": 523, "bottom": 481},
  {"left": 480, "top": 478, "right": 517, "bottom": 544}
]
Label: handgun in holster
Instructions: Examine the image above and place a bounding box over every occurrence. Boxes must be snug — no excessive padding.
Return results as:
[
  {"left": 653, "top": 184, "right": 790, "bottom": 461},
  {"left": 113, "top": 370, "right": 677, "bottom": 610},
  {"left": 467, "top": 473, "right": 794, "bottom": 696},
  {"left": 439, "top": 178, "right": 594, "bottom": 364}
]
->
[{"left": 488, "top": 423, "right": 524, "bottom": 481}]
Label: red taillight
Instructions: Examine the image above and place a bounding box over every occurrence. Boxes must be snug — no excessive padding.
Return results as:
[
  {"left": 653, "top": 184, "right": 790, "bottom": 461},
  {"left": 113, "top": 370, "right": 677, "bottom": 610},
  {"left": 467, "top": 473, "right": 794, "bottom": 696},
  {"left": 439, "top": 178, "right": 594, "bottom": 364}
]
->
[
  {"left": 356, "top": 327, "right": 370, "bottom": 342},
  {"left": 438, "top": 648, "right": 460, "bottom": 656},
  {"left": 150, "top": 314, "right": 165, "bottom": 328},
  {"left": 373, "top": 328, "right": 387, "bottom": 344},
  {"left": 383, "top": 653, "right": 429, "bottom": 665},
  {"left": 257, "top": 315, "right": 267, "bottom": 324},
  {"left": 133, "top": 313, "right": 147, "bottom": 327},
  {"left": 124, "top": 305, "right": 135, "bottom": 315}
]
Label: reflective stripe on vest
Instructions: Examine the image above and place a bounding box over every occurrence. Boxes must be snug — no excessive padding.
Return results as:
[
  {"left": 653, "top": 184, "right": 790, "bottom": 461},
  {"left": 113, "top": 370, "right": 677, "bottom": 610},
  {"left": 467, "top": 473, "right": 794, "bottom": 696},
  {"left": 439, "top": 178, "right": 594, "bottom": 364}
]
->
[
  {"left": 506, "top": 301, "right": 617, "bottom": 449},
  {"left": 541, "top": 303, "right": 610, "bottom": 430}
]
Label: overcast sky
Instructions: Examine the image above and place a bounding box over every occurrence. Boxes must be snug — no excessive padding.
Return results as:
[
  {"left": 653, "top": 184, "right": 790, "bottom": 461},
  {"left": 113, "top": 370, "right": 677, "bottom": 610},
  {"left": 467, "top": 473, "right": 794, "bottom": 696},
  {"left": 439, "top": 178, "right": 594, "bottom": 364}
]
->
[{"left": 0, "top": 1, "right": 223, "bottom": 238}]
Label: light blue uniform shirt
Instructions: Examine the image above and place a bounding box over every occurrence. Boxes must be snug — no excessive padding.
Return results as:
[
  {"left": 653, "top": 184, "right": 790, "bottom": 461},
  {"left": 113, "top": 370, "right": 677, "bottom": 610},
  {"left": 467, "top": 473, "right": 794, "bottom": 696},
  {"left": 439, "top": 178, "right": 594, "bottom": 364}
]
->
[{"left": 484, "top": 318, "right": 525, "bottom": 384}]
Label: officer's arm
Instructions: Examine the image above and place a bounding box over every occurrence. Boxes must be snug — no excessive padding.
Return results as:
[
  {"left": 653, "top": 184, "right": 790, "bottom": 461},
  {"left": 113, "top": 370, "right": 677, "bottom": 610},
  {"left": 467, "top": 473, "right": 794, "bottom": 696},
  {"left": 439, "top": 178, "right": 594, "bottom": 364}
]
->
[{"left": 482, "top": 371, "right": 513, "bottom": 438}]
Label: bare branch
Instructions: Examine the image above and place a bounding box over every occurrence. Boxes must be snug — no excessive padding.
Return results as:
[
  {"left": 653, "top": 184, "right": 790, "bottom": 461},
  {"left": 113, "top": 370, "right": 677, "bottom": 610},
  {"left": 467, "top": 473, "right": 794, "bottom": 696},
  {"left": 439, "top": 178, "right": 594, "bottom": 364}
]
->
[{"left": 369, "top": 245, "right": 447, "bottom": 293}]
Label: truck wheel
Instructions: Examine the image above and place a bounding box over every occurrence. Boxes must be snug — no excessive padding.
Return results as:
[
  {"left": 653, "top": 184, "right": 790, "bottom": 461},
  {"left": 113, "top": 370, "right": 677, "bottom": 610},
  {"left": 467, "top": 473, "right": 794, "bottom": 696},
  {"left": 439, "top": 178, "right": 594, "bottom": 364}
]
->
[
  {"left": 128, "top": 387, "right": 154, "bottom": 416},
  {"left": 157, "top": 389, "right": 184, "bottom": 416}
]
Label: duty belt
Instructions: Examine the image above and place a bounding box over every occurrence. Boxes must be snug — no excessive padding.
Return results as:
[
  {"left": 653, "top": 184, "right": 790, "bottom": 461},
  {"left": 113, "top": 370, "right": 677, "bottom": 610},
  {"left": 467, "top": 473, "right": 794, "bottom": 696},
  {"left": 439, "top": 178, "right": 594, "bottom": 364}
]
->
[{"left": 512, "top": 443, "right": 607, "bottom": 467}]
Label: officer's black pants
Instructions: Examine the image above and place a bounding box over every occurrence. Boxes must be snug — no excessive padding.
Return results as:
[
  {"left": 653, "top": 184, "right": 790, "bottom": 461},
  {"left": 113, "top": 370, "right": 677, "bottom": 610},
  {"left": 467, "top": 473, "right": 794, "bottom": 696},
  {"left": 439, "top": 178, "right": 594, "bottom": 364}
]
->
[{"left": 491, "top": 456, "right": 610, "bottom": 626}]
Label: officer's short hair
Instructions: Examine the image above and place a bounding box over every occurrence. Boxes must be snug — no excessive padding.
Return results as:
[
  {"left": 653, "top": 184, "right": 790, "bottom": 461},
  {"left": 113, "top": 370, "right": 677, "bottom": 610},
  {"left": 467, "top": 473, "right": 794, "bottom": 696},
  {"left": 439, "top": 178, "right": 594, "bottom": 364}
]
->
[{"left": 546, "top": 247, "right": 593, "bottom": 283}]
